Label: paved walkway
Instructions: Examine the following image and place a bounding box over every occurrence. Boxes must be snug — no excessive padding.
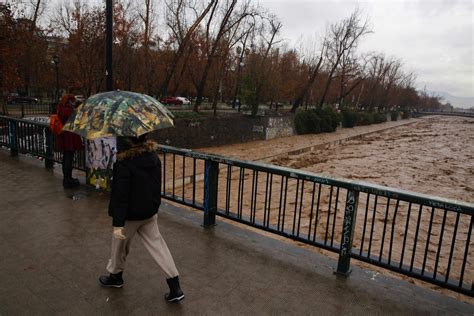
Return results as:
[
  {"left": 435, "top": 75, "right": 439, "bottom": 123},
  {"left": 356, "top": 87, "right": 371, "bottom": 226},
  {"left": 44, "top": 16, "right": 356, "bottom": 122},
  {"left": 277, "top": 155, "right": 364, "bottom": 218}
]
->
[{"left": 0, "top": 149, "right": 473, "bottom": 315}]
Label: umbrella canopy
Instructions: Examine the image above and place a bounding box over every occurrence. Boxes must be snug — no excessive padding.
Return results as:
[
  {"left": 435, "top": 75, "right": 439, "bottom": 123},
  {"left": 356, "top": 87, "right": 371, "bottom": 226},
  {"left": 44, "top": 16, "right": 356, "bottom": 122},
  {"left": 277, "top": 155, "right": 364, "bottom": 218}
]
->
[{"left": 62, "top": 90, "right": 174, "bottom": 139}]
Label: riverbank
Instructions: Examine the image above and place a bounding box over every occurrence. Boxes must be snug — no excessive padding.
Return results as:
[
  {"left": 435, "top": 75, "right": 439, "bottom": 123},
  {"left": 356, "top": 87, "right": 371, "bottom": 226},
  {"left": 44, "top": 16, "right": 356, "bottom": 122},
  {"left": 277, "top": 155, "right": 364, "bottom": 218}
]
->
[{"left": 198, "top": 117, "right": 418, "bottom": 162}]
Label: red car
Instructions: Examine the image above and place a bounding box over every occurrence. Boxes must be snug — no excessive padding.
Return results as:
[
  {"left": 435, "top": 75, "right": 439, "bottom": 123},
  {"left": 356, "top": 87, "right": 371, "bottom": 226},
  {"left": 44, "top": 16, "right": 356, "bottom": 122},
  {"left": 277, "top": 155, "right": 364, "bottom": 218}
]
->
[{"left": 160, "top": 97, "right": 183, "bottom": 105}]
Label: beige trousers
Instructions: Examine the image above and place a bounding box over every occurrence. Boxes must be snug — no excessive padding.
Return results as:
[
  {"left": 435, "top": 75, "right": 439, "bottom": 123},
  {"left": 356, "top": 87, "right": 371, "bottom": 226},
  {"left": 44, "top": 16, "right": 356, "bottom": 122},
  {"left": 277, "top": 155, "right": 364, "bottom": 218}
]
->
[{"left": 106, "top": 214, "right": 179, "bottom": 279}]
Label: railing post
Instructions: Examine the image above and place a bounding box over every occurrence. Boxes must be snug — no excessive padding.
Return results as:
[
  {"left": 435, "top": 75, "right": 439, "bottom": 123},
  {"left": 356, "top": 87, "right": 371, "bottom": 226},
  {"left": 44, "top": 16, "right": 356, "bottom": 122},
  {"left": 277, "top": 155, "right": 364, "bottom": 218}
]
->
[
  {"left": 1, "top": 103, "right": 7, "bottom": 115},
  {"left": 203, "top": 160, "right": 218, "bottom": 228},
  {"left": 44, "top": 128, "right": 54, "bottom": 169},
  {"left": 8, "top": 120, "right": 18, "bottom": 157},
  {"left": 50, "top": 102, "right": 56, "bottom": 115},
  {"left": 336, "top": 189, "right": 359, "bottom": 276}
]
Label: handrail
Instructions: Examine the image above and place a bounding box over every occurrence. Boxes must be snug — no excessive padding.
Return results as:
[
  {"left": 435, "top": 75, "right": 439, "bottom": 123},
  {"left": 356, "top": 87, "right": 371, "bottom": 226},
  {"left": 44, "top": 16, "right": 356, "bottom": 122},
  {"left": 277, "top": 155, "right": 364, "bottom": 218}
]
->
[
  {"left": 0, "top": 114, "right": 50, "bottom": 124},
  {"left": 158, "top": 144, "right": 473, "bottom": 296},
  {"left": 416, "top": 111, "right": 474, "bottom": 118},
  {"left": 0, "top": 114, "right": 86, "bottom": 170},
  {"left": 0, "top": 103, "right": 53, "bottom": 117},
  {"left": 158, "top": 145, "right": 474, "bottom": 215},
  {"left": 1, "top": 115, "right": 472, "bottom": 296}
]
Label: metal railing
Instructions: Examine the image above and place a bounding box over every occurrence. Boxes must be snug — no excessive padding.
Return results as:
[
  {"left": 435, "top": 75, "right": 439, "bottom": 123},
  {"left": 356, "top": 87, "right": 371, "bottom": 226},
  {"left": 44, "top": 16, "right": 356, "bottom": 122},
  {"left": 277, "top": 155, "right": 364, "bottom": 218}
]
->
[
  {"left": 1, "top": 103, "right": 54, "bottom": 118},
  {"left": 158, "top": 145, "right": 473, "bottom": 296},
  {"left": 1, "top": 115, "right": 472, "bottom": 296},
  {"left": 0, "top": 115, "right": 85, "bottom": 170},
  {"left": 415, "top": 111, "right": 474, "bottom": 118}
]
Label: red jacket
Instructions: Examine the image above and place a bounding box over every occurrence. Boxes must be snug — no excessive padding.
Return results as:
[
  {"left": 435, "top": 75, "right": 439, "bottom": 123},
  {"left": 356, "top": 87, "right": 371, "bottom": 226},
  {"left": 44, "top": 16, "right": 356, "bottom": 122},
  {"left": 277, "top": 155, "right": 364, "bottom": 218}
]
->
[{"left": 55, "top": 101, "right": 82, "bottom": 151}]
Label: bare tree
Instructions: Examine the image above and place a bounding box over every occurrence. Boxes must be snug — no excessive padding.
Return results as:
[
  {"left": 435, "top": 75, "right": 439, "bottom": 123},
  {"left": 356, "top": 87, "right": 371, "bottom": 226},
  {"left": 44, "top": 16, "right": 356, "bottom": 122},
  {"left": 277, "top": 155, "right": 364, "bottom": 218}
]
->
[
  {"left": 208, "top": 8, "right": 258, "bottom": 115},
  {"left": 52, "top": 1, "right": 106, "bottom": 96},
  {"left": 361, "top": 54, "right": 401, "bottom": 110},
  {"left": 231, "top": 17, "right": 255, "bottom": 108},
  {"left": 380, "top": 57, "right": 403, "bottom": 109},
  {"left": 3, "top": 1, "right": 435, "bottom": 117},
  {"left": 335, "top": 53, "right": 368, "bottom": 107},
  {"left": 136, "top": 0, "right": 156, "bottom": 94},
  {"left": 251, "top": 16, "right": 282, "bottom": 115},
  {"left": 113, "top": 1, "right": 140, "bottom": 91},
  {"left": 29, "top": 0, "right": 44, "bottom": 33},
  {"left": 22, "top": 0, "right": 45, "bottom": 95},
  {"left": 291, "top": 37, "right": 326, "bottom": 112},
  {"left": 193, "top": 0, "right": 253, "bottom": 111},
  {"left": 161, "top": 0, "right": 216, "bottom": 97},
  {"left": 318, "top": 9, "right": 371, "bottom": 107},
  {"left": 362, "top": 53, "right": 385, "bottom": 109}
]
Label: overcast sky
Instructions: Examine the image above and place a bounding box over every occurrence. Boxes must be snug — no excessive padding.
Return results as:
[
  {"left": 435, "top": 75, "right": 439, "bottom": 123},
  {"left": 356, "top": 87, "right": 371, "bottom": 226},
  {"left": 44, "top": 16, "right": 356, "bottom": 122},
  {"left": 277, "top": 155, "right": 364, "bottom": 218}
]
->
[{"left": 258, "top": 0, "right": 473, "bottom": 99}]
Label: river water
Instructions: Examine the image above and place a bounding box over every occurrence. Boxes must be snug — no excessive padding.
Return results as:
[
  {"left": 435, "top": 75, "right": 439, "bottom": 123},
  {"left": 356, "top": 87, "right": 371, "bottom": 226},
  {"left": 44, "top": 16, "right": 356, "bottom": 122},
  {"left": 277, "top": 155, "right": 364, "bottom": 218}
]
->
[{"left": 269, "top": 116, "right": 473, "bottom": 203}]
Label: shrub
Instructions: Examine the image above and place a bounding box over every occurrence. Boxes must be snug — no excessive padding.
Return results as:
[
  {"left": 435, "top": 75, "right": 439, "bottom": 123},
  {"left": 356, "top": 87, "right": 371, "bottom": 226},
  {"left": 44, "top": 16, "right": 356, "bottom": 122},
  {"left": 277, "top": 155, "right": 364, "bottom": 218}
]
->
[
  {"left": 319, "top": 107, "right": 341, "bottom": 132},
  {"left": 294, "top": 107, "right": 341, "bottom": 134},
  {"left": 401, "top": 109, "right": 411, "bottom": 119},
  {"left": 172, "top": 111, "right": 205, "bottom": 120},
  {"left": 294, "top": 109, "right": 320, "bottom": 134},
  {"left": 390, "top": 110, "right": 399, "bottom": 121},
  {"left": 341, "top": 109, "right": 357, "bottom": 128},
  {"left": 373, "top": 112, "right": 387, "bottom": 124},
  {"left": 357, "top": 112, "right": 375, "bottom": 125}
]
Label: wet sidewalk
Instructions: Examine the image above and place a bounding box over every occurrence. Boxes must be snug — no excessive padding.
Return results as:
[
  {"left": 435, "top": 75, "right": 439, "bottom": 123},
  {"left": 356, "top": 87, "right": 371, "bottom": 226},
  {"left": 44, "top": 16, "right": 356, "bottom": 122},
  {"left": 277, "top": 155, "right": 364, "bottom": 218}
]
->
[{"left": 0, "top": 149, "right": 473, "bottom": 315}]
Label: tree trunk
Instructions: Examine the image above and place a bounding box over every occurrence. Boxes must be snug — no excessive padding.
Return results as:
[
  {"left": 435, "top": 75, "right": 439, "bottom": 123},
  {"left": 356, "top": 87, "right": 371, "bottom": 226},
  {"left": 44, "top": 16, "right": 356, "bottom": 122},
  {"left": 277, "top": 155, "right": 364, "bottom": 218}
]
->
[
  {"left": 195, "top": 0, "right": 238, "bottom": 110},
  {"left": 291, "top": 54, "right": 323, "bottom": 112},
  {"left": 161, "top": 0, "right": 216, "bottom": 97},
  {"left": 252, "top": 21, "right": 281, "bottom": 116},
  {"left": 318, "top": 56, "right": 341, "bottom": 107}
]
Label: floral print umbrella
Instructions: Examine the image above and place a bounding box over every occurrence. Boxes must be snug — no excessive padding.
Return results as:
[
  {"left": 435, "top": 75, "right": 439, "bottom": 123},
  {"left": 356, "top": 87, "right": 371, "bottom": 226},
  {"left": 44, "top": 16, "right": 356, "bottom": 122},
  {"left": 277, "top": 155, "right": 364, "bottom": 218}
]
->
[{"left": 62, "top": 90, "right": 174, "bottom": 139}]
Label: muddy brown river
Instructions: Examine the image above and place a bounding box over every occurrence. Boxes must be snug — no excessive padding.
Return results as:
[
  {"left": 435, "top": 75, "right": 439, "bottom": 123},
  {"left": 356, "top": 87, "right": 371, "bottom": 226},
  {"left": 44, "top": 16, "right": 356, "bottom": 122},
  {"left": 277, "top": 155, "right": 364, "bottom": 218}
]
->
[{"left": 269, "top": 116, "right": 473, "bottom": 203}]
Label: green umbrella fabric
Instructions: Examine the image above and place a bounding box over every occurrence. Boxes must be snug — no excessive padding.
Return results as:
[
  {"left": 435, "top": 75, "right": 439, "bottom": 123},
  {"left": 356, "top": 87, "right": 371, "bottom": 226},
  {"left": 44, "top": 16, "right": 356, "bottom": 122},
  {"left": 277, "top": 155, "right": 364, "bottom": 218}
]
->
[{"left": 62, "top": 90, "right": 174, "bottom": 139}]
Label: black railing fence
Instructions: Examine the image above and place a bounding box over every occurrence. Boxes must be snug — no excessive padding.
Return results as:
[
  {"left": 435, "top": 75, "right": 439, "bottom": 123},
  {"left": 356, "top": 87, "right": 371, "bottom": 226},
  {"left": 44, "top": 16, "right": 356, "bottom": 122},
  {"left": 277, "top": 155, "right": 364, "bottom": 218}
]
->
[
  {"left": 1, "top": 115, "right": 472, "bottom": 296},
  {"left": 0, "top": 115, "right": 85, "bottom": 170},
  {"left": 0, "top": 103, "right": 54, "bottom": 118},
  {"left": 158, "top": 146, "right": 473, "bottom": 296},
  {"left": 415, "top": 111, "right": 474, "bottom": 118}
]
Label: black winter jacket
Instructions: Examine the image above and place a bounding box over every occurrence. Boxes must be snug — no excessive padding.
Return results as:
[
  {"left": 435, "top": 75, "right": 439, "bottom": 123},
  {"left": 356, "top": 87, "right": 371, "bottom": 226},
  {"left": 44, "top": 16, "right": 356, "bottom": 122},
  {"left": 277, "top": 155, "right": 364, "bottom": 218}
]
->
[{"left": 108, "top": 141, "right": 161, "bottom": 227}]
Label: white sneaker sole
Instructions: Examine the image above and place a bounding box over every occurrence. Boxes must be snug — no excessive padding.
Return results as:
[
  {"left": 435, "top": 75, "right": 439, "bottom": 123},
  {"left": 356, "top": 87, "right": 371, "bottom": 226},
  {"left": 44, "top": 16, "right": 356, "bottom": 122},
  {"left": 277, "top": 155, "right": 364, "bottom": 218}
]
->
[
  {"left": 99, "top": 282, "right": 123, "bottom": 288},
  {"left": 167, "top": 294, "right": 184, "bottom": 302}
]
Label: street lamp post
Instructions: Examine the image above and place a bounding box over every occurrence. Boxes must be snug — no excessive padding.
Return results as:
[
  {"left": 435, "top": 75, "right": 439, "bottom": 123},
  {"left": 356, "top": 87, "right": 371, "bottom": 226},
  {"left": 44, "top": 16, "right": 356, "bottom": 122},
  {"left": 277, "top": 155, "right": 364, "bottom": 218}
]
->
[
  {"left": 52, "top": 55, "right": 60, "bottom": 104},
  {"left": 106, "top": 0, "right": 113, "bottom": 91}
]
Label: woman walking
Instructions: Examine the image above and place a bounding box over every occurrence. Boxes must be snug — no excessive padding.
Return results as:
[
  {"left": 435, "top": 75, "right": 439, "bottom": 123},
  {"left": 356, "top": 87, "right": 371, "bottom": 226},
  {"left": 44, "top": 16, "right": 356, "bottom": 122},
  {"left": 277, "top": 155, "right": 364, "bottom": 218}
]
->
[{"left": 99, "top": 134, "right": 184, "bottom": 302}]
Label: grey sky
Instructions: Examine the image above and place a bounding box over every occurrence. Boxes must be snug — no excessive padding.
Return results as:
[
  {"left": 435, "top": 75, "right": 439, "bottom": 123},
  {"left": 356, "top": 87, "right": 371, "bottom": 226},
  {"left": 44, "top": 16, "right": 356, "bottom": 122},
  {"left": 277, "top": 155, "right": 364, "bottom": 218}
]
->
[{"left": 258, "top": 0, "right": 473, "bottom": 99}]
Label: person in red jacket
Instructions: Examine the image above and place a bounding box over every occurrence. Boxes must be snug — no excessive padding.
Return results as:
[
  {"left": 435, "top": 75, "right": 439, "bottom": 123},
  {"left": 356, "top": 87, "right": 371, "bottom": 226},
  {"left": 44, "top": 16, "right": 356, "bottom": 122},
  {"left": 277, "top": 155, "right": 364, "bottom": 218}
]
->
[{"left": 56, "top": 94, "right": 83, "bottom": 188}]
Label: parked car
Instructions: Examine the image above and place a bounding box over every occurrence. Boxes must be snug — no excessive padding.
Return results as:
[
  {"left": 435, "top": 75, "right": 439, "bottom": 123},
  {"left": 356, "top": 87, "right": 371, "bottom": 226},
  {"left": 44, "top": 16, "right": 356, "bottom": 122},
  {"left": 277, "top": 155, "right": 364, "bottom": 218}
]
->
[
  {"left": 3, "top": 93, "right": 18, "bottom": 104},
  {"left": 7, "top": 96, "right": 39, "bottom": 104},
  {"left": 160, "top": 97, "right": 183, "bottom": 105},
  {"left": 176, "top": 97, "right": 191, "bottom": 105}
]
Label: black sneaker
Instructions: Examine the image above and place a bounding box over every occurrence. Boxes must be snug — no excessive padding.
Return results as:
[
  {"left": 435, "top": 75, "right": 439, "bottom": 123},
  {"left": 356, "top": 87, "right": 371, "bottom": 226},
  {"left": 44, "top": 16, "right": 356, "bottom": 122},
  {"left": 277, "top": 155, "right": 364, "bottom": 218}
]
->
[
  {"left": 99, "top": 272, "right": 124, "bottom": 288},
  {"left": 165, "top": 290, "right": 185, "bottom": 302},
  {"left": 165, "top": 276, "right": 184, "bottom": 302},
  {"left": 63, "top": 178, "right": 80, "bottom": 189}
]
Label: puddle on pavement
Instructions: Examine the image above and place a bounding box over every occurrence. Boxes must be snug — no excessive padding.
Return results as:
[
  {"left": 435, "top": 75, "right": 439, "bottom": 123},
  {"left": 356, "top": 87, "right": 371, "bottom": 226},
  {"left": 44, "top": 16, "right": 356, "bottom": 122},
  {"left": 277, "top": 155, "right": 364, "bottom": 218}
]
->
[{"left": 70, "top": 191, "right": 88, "bottom": 200}]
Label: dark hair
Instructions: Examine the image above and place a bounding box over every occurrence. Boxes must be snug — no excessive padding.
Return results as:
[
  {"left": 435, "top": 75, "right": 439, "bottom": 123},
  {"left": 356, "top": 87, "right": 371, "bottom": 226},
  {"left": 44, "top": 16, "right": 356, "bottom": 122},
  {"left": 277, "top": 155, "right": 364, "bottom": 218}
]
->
[
  {"left": 131, "top": 134, "right": 148, "bottom": 144},
  {"left": 116, "top": 134, "right": 148, "bottom": 152}
]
